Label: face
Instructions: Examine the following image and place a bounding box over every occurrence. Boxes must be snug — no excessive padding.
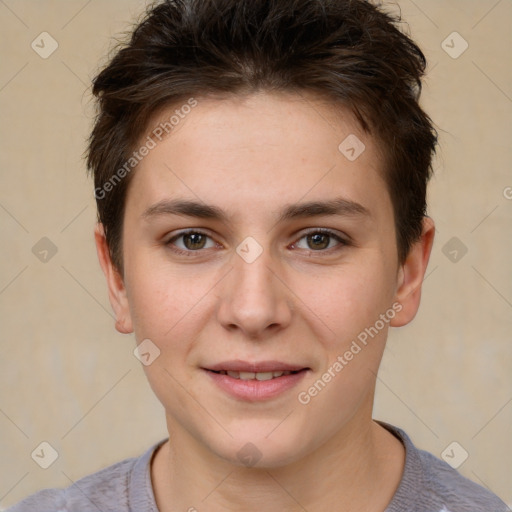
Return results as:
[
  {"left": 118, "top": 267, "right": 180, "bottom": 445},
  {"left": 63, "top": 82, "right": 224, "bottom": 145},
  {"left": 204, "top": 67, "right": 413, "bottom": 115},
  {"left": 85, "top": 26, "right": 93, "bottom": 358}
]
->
[{"left": 97, "top": 91, "right": 433, "bottom": 468}]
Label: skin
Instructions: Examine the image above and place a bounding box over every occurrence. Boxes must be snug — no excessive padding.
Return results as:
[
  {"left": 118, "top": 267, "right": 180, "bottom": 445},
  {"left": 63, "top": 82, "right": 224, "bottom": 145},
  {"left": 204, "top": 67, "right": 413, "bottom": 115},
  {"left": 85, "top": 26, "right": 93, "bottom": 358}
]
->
[{"left": 95, "top": 91, "right": 435, "bottom": 511}]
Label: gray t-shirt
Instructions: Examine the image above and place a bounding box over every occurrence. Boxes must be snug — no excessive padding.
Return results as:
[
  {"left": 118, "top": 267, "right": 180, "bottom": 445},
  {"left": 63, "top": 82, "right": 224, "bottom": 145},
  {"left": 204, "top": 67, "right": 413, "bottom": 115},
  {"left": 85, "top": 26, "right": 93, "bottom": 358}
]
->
[{"left": 7, "top": 422, "right": 509, "bottom": 512}]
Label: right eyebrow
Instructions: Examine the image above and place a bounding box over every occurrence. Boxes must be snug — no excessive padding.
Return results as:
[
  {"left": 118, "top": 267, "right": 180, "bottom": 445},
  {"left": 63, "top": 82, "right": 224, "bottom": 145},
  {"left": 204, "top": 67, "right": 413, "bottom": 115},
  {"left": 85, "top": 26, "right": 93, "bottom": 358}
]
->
[{"left": 142, "top": 199, "right": 228, "bottom": 222}]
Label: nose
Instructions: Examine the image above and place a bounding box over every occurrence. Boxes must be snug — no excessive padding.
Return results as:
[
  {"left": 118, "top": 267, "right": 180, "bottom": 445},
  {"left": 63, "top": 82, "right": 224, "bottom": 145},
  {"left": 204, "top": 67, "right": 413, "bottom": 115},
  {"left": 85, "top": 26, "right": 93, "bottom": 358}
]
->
[{"left": 216, "top": 243, "right": 293, "bottom": 339}]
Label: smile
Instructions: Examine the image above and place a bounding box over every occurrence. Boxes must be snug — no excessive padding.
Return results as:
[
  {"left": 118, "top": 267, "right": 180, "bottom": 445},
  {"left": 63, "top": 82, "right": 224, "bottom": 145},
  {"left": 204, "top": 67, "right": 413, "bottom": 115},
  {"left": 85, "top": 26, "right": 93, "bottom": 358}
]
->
[
  {"left": 203, "top": 361, "right": 310, "bottom": 401},
  {"left": 210, "top": 370, "right": 300, "bottom": 380}
]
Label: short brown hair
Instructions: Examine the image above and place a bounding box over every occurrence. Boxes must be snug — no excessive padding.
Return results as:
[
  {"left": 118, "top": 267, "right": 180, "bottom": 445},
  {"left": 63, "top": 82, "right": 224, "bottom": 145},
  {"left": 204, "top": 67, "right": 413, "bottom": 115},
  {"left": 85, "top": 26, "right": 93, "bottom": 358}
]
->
[{"left": 87, "top": 0, "right": 437, "bottom": 273}]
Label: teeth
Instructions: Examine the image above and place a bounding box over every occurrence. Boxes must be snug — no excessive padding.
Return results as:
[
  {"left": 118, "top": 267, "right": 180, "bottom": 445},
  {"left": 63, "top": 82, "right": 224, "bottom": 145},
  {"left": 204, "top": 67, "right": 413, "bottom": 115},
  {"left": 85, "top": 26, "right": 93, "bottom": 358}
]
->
[
  {"left": 239, "top": 371, "right": 256, "bottom": 380},
  {"left": 255, "top": 372, "right": 273, "bottom": 381},
  {"left": 218, "top": 370, "right": 294, "bottom": 380}
]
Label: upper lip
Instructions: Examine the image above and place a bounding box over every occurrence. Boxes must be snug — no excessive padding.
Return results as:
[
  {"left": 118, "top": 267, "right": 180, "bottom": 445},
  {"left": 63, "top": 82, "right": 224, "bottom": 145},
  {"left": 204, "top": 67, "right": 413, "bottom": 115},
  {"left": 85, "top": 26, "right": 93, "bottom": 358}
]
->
[{"left": 204, "top": 360, "right": 308, "bottom": 373}]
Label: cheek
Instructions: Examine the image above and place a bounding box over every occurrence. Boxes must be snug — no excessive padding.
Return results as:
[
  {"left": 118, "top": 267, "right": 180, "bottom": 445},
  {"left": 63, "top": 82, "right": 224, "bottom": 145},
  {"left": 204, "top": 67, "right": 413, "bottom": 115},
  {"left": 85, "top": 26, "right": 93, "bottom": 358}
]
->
[
  {"left": 125, "top": 257, "right": 204, "bottom": 340},
  {"left": 293, "top": 259, "right": 395, "bottom": 344},
  {"left": 126, "top": 267, "right": 202, "bottom": 406},
  {"left": 127, "top": 281, "right": 178, "bottom": 339}
]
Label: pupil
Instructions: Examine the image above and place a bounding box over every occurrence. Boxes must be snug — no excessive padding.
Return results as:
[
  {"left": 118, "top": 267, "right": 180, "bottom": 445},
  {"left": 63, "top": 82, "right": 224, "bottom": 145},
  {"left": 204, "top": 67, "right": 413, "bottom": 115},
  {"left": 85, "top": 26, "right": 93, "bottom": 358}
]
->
[{"left": 308, "top": 233, "right": 329, "bottom": 250}]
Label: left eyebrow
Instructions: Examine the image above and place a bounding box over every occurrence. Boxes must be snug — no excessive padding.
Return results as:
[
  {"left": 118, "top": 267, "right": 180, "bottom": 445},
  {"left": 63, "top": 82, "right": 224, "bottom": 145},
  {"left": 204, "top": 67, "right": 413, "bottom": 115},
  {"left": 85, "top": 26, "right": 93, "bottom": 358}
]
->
[
  {"left": 277, "top": 197, "right": 370, "bottom": 222},
  {"left": 141, "top": 196, "right": 370, "bottom": 222}
]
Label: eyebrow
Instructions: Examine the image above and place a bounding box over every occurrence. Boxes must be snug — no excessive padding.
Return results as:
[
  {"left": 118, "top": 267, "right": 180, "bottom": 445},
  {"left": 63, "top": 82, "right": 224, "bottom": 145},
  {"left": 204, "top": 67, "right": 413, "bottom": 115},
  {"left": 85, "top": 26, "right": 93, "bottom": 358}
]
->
[{"left": 142, "top": 197, "right": 370, "bottom": 223}]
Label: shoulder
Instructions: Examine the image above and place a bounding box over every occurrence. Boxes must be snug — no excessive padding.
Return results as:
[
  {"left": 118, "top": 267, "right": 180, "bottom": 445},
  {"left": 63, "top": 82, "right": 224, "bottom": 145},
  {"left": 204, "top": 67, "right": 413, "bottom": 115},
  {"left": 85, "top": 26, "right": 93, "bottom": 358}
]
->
[
  {"left": 380, "top": 421, "right": 509, "bottom": 512},
  {"left": 6, "top": 440, "right": 165, "bottom": 512},
  {"left": 6, "top": 457, "right": 136, "bottom": 512},
  {"left": 415, "top": 448, "right": 508, "bottom": 512}
]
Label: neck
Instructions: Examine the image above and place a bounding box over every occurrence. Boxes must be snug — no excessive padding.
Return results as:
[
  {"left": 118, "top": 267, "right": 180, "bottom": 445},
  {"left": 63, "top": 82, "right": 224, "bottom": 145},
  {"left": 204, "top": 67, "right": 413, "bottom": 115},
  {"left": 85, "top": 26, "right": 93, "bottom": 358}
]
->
[{"left": 151, "top": 410, "right": 405, "bottom": 512}]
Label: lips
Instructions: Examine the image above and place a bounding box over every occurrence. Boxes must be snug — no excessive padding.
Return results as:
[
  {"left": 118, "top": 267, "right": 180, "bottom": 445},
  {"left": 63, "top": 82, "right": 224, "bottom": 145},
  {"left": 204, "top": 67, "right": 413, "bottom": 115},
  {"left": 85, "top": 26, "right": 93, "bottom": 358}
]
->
[
  {"left": 205, "top": 360, "right": 308, "bottom": 373},
  {"left": 214, "top": 370, "right": 296, "bottom": 381},
  {"left": 202, "top": 360, "right": 310, "bottom": 401}
]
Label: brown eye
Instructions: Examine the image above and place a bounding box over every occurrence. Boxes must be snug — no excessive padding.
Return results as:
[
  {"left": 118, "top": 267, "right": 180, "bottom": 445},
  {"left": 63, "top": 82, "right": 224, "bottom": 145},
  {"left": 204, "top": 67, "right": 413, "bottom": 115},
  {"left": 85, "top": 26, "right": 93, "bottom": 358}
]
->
[
  {"left": 167, "top": 230, "right": 216, "bottom": 253},
  {"left": 306, "top": 232, "right": 330, "bottom": 250},
  {"left": 182, "top": 232, "right": 207, "bottom": 250},
  {"left": 294, "top": 229, "right": 347, "bottom": 252}
]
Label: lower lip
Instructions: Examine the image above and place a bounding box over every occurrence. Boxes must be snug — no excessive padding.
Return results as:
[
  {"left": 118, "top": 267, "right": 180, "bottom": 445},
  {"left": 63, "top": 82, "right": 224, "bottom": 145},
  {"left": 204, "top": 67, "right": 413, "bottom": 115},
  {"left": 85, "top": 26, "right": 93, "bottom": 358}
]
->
[{"left": 204, "top": 369, "right": 308, "bottom": 401}]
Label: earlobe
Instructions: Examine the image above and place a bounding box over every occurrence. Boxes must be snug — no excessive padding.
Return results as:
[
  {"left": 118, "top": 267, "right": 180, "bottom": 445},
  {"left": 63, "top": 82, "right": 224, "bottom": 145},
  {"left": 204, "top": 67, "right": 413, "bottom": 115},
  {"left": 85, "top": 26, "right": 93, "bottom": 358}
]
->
[
  {"left": 390, "top": 216, "right": 435, "bottom": 327},
  {"left": 94, "top": 223, "right": 134, "bottom": 334}
]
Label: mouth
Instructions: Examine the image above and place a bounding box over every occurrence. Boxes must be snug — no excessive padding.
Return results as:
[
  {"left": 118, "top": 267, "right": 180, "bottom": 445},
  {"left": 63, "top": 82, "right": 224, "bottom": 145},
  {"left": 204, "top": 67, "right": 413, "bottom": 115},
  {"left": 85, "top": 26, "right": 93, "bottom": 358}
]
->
[
  {"left": 207, "top": 369, "right": 304, "bottom": 381},
  {"left": 202, "top": 361, "right": 310, "bottom": 401}
]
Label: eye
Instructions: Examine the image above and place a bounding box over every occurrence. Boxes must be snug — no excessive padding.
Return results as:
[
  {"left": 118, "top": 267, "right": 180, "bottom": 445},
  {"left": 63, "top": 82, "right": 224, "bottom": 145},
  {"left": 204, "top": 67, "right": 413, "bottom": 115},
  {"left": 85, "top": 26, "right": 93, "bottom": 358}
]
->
[
  {"left": 166, "top": 230, "right": 217, "bottom": 254},
  {"left": 165, "top": 228, "right": 349, "bottom": 256},
  {"left": 293, "top": 229, "right": 348, "bottom": 252}
]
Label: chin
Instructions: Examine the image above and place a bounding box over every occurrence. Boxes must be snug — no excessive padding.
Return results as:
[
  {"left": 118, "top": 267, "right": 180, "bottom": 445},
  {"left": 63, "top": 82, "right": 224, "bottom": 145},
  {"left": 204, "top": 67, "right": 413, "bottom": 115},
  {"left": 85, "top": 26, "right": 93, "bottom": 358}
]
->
[{"left": 206, "top": 422, "right": 312, "bottom": 469}]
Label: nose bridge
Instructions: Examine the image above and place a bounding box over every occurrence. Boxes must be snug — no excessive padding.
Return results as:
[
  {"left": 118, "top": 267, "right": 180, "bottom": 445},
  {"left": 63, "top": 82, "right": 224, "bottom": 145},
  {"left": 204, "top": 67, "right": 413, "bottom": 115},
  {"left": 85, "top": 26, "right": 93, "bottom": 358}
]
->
[
  {"left": 235, "top": 245, "right": 274, "bottom": 298},
  {"left": 216, "top": 237, "right": 292, "bottom": 336}
]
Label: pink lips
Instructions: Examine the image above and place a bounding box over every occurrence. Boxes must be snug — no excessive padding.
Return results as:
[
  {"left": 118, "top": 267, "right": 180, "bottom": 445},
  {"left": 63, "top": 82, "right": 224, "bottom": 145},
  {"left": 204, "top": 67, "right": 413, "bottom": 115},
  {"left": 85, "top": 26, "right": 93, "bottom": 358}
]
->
[
  {"left": 203, "top": 360, "right": 309, "bottom": 401},
  {"left": 206, "top": 360, "right": 306, "bottom": 373}
]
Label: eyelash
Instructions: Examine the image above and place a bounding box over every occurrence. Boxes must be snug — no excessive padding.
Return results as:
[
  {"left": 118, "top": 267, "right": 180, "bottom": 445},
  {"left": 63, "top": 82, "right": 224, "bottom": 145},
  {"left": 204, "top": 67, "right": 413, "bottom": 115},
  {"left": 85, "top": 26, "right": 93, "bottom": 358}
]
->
[{"left": 165, "top": 228, "right": 349, "bottom": 257}]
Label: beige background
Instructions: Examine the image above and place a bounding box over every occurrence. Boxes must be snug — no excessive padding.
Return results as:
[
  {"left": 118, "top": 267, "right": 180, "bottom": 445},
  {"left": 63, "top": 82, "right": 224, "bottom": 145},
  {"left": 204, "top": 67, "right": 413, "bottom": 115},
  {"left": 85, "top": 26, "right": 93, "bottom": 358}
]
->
[{"left": 0, "top": 0, "right": 511, "bottom": 508}]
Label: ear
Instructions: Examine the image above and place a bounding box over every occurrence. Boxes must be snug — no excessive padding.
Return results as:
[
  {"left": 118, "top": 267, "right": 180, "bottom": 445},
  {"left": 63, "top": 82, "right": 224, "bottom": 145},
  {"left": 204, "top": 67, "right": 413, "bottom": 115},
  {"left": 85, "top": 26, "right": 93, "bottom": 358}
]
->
[
  {"left": 390, "top": 216, "right": 435, "bottom": 327},
  {"left": 94, "top": 223, "right": 133, "bottom": 334}
]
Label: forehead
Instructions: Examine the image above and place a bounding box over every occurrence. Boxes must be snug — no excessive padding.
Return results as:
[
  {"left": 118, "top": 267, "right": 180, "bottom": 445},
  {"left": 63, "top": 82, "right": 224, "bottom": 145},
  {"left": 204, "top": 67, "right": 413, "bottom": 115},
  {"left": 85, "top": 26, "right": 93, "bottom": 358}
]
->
[{"left": 125, "top": 92, "right": 391, "bottom": 225}]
